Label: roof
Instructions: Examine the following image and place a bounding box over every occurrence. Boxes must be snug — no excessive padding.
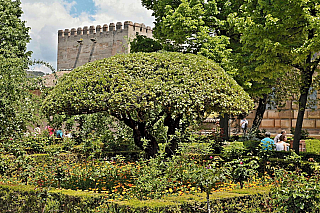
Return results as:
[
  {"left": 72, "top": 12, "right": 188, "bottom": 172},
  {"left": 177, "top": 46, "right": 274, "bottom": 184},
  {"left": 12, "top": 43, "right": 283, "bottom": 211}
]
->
[{"left": 42, "top": 71, "right": 71, "bottom": 87}]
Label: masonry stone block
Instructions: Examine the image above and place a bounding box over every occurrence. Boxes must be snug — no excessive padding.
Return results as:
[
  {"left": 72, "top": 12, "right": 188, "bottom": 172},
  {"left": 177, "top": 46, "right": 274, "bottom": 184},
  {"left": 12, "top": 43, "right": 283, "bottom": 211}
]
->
[
  {"left": 279, "top": 110, "right": 293, "bottom": 119},
  {"left": 246, "top": 111, "right": 256, "bottom": 119},
  {"left": 57, "top": 21, "right": 153, "bottom": 70},
  {"left": 316, "top": 119, "right": 320, "bottom": 128},
  {"left": 275, "top": 119, "right": 281, "bottom": 127},
  {"left": 278, "top": 101, "right": 292, "bottom": 110},
  {"left": 280, "top": 119, "right": 291, "bottom": 128},
  {"left": 294, "top": 110, "right": 308, "bottom": 119},
  {"left": 303, "top": 119, "right": 316, "bottom": 128},
  {"left": 292, "top": 119, "right": 316, "bottom": 128},
  {"left": 267, "top": 110, "right": 279, "bottom": 119},
  {"left": 292, "top": 102, "right": 299, "bottom": 110},
  {"left": 261, "top": 119, "right": 275, "bottom": 128},
  {"left": 307, "top": 110, "right": 320, "bottom": 119}
]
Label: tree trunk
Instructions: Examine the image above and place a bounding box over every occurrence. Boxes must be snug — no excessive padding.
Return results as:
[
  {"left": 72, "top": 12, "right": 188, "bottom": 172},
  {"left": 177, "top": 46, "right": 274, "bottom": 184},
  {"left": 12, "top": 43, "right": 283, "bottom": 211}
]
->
[
  {"left": 249, "top": 94, "right": 268, "bottom": 134},
  {"left": 132, "top": 122, "right": 159, "bottom": 158},
  {"left": 293, "top": 89, "right": 309, "bottom": 154},
  {"left": 219, "top": 114, "right": 229, "bottom": 141},
  {"left": 164, "top": 113, "right": 182, "bottom": 157},
  {"left": 113, "top": 112, "right": 159, "bottom": 158},
  {"left": 293, "top": 67, "right": 314, "bottom": 154}
]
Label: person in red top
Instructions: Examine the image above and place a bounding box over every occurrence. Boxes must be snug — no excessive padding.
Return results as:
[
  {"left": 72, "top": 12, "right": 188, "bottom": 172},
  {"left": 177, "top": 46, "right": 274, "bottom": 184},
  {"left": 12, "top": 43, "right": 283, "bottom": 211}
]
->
[{"left": 46, "top": 126, "right": 55, "bottom": 137}]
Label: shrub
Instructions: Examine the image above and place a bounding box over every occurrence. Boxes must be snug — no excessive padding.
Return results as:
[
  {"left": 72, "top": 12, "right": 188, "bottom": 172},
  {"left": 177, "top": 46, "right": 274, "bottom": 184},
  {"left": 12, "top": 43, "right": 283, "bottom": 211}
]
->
[
  {"left": 221, "top": 142, "right": 246, "bottom": 160},
  {"left": 243, "top": 140, "right": 260, "bottom": 155},
  {"left": 0, "top": 184, "right": 271, "bottom": 213},
  {"left": 305, "top": 139, "right": 320, "bottom": 154},
  {"left": 270, "top": 170, "right": 320, "bottom": 212}
]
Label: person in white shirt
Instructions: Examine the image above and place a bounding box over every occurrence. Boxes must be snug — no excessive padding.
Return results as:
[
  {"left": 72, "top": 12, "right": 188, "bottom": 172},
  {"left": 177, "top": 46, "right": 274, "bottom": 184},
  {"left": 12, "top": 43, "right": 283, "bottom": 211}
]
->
[
  {"left": 275, "top": 135, "right": 290, "bottom": 151},
  {"left": 65, "top": 130, "right": 72, "bottom": 138},
  {"left": 240, "top": 118, "right": 248, "bottom": 135},
  {"left": 34, "top": 125, "right": 41, "bottom": 136}
]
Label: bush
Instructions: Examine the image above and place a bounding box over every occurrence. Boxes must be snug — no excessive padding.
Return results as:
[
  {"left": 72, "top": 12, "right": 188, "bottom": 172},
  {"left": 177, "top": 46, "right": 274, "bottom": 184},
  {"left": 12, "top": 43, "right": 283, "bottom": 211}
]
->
[
  {"left": 221, "top": 142, "right": 246, "bottom": 160},
  {"left": 270, "top": 170, "right": 320, "bottom": 212},
  {"left": 0, "top": 184, "right": 271, "bottom": 213},
  {"left": 243, "top": 140, "right": 261, "bottom": 155},
  {"left": 305, "top": 139, "right": 320, "bottom": 154}
]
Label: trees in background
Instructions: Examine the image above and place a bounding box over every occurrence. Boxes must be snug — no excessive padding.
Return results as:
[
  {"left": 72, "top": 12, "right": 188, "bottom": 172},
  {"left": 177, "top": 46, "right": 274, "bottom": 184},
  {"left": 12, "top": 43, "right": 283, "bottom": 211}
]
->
[
  {"left": 42, "top": 52, "right": 253, "bottom": 157},
  {"left": 0, "top": 0, "right": 34, "bottom": 139},
  {"left": 141, "top": 0, "right": 320, "bottom": 147},
  {"left": 140, "top": 0, "right": 287, "bottom": 135},
  {"left": 236, "top": 0, "right": 320, "bottom": 152}
]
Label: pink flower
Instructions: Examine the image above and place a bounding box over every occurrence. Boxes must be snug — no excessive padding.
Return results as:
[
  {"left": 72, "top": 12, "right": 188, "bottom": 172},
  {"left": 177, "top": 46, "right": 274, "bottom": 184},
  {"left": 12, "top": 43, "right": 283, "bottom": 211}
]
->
[
  {"left": 240, "top": 161, "right": 243, "bottom": 165},
  {"left": 209, "top": 156, "right": 213, "bottom": 159},
  {"left": 10, "top": 138, "right": 13, "bottom": 140}
]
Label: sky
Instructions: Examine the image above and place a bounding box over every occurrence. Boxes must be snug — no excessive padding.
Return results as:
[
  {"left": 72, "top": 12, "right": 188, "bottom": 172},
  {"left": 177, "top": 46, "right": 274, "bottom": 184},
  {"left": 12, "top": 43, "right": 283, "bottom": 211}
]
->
[{"left": 20, "top": 0, "right": 155, "bottom": 73}]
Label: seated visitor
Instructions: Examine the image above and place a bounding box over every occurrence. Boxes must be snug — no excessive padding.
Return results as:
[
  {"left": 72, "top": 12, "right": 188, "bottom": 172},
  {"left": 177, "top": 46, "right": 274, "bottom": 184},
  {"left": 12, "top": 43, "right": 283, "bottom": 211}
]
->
[
  {"left": 275, "top": 135, "right": 290, "bottom": 151},
  {"left": 56, "top": 129, "right": 64, "bottom": 139},
  {"left": 274, "top": 130, "right": 286, "bottom": 143},
  {"left": 46, "top": 125, "right": 55, "bottom": 137},
  {"left": 64, "top": 130, "right": 72, "bottom": 138},
  {"left": 261, "top": 132, "right": 275, "bottom": 151}
]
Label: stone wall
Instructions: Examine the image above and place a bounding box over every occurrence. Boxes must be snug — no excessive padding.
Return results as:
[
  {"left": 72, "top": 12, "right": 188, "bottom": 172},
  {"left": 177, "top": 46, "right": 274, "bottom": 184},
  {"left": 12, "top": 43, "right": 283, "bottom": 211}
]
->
[
  {"left": 57, "top": 21, "right": 153, "bottom": 70},
  {"left": 245, "top": 98, "right": 320, "bottom": 134}
]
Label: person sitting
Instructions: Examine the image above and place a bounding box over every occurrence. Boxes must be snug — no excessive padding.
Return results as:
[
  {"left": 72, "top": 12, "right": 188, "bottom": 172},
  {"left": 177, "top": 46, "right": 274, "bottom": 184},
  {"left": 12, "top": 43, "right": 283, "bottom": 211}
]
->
[
  {"left": 55, "top": 129, "right": 64, "bottom": 139},
  {"left": 274, "top": 130, "right": 286, "bottom": 143},
  {"left": 46, "top": 125, "right": 55, "bottom": 137},
  {"left": 64, "top": 130, "right": 72, "bottom": 138},
  {"left": 275, "top": 135, "right": 290, "bottom": 151},
  {"left": 261, "top": 132, "right": 275, "bottom": 151}
]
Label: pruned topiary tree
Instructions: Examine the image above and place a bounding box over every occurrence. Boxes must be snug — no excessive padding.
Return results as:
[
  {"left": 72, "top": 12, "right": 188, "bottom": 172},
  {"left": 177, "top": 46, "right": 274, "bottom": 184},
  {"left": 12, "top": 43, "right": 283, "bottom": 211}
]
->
[{"left": 42, "top": 52, "right": 253, "bottom": 157}]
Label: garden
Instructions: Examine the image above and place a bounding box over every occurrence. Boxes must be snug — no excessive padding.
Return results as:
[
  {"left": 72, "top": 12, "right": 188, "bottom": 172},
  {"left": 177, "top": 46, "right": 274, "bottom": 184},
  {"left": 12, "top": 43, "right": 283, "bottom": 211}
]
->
[
  {"left": 1, "top": 125, "right": 320, "bottom": 212},
  {"left": 3, "top": 0, "right": 320, "bottom": 212},
  {"left": 1, "top": 52, "right": 320, "bottom": 212}
]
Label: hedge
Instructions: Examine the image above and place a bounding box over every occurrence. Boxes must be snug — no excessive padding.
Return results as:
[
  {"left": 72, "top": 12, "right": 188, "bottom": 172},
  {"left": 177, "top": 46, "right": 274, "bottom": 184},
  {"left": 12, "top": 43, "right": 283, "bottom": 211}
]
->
[{"left": 0, "top": 184, "right": 271, "bottom": 213}]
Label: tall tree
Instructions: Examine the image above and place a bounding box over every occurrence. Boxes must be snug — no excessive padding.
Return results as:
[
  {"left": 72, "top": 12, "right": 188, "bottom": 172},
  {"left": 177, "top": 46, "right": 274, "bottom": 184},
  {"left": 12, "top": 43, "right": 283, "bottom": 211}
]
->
[
  {"left": 0, "top": 0, "right": 33, "bottom": 139},
  {"left": 42, "top": 52, "right": 254, "bottom": 157},
  {"left": 141, "top": 0, "right": 290, "bottom": 134},
  {"left": 237, "top": 0, "right": 320, "bottom": 153}
]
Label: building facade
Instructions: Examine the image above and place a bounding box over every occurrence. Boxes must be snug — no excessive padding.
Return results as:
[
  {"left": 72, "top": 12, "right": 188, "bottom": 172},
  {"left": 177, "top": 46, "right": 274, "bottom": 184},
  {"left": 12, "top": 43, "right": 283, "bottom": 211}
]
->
[{"left": 57, "top": 21, "right": 153, "bottom": 70}]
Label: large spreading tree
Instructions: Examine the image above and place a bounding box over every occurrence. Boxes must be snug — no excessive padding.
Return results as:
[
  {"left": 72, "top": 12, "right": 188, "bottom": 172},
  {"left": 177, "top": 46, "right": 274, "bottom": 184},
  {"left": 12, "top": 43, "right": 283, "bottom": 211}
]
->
[
  {"left": 0, "top": 0, "right": 33, "bottom": 139},
  {"left": 42, "top": 52, "right": 253, "bottom": 157}
]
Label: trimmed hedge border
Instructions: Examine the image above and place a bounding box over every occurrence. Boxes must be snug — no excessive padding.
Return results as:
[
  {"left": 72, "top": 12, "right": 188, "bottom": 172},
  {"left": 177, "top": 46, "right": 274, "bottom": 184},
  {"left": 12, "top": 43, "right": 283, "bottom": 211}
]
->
[{"left": 0, "top": 184, "right": 271, "bottom": 212}]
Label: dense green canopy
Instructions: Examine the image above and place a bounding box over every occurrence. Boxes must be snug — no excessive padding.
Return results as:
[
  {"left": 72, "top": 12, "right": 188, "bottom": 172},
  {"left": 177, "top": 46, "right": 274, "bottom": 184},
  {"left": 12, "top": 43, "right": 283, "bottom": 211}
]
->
[
  {"left": 43, "top": 52, "right": 253, "bottom": 156},
  {"left": 0, "top": 0, "right": 32, "bottom": 138}
]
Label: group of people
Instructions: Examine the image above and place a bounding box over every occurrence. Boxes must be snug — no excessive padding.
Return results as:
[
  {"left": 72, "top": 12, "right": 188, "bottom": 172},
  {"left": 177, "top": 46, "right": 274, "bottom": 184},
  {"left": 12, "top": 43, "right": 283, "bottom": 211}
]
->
[
  {"left": 261, "top": 130, "right": 290, "bottom": 151},
  {"left": 35, "top": 125, "right": 72, "bottom": 139}
]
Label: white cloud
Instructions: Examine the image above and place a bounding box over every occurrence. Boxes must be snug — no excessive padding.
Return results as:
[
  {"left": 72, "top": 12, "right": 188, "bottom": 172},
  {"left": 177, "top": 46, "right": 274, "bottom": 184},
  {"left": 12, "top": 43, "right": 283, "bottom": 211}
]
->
[
  {"left": 93, "top": 0, "right": 154, "bottom": 27},
  {"left": 20, "top": 0, "right": 155, "bottom": 73}
]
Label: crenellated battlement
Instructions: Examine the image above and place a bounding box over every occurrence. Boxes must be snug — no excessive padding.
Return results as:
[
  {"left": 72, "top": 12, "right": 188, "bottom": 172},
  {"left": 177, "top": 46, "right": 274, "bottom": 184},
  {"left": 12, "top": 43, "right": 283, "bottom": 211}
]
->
[
  {"left": 57, "top": 21, "right": 153, "bottom": 70},
  {"left": 58, "top": 21, "right": 152, "bottom": 38}
]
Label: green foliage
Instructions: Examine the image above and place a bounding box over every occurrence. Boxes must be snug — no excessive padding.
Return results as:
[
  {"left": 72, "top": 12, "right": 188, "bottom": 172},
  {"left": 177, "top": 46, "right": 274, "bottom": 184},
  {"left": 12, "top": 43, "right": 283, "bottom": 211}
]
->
[
  {"left": 221, "top": 142, "right": 246, "bottom": 161},
  {"left": 305, "top": 139, "right": 320, "bottom": 154},
  {"left": 43, "top": 52, "right": 253, "bottom": 157},
  {"left": 243, "top": 140, "right": 260, "bottom": 155},
  {"left": 271, "top": 170, "right": 320, "bottom": 212},
  {"left": 0, "top": 183, "right": 272, "bottom": 213},
  {"left": 130, "top": 34, "right": 163, "bottom": 53},
  {"left": 0, "top": 0, "right": 35, "bottom": 139},
  {"left": 226, "top": 158, "right": 259, "bottom": 188},
  {"left": 237, "top": 0, "right": 320, "bottom": 150}
]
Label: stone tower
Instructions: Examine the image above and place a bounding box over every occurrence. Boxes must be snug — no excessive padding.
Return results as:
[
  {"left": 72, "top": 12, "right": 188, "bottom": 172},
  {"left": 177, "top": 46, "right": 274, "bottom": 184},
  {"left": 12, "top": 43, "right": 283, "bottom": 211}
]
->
[{"left": 57, "top": 21, "right": 153, "bottom": 70}]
